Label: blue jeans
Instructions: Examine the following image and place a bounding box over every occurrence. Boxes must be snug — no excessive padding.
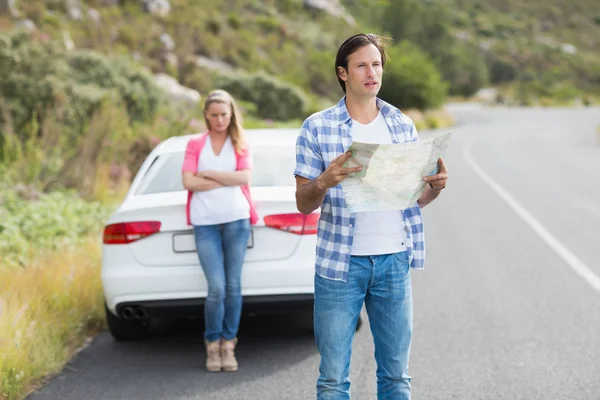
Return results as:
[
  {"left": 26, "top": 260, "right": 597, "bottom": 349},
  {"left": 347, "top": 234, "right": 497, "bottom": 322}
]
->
[
  {"left": 193, "top": 218, "right": 251, "bottom": 342},
  {"left": 314, "top": 252, "right": 413, "bottom": 400}
]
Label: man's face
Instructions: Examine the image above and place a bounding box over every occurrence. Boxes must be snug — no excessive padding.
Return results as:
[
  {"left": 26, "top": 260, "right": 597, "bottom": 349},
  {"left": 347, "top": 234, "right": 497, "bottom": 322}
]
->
[{"left": 338, "top": 44, "right": 383, "bottom": 99}]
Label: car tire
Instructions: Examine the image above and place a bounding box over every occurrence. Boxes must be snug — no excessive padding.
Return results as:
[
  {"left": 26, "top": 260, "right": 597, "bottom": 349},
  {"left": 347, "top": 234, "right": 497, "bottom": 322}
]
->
[{"left": 105, "top": 304, "right": 152, "bottom": 341}]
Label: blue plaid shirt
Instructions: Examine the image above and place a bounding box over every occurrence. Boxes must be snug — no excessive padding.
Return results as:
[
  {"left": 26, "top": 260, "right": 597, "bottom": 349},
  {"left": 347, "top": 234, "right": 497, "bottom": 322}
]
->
[{"left": 294, "top": 97, "right": 426, "bottom": 282}]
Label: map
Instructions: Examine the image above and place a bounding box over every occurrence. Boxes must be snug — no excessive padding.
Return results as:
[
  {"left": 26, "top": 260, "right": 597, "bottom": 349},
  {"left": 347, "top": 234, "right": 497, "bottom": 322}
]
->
[{"left": 341, "top": 131, "right": 452, "bottom": 213}]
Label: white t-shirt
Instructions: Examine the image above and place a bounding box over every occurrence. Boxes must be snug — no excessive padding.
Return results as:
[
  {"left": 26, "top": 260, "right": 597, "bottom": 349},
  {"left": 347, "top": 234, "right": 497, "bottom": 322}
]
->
[
  {"left": 350, "top": 111, "right": 407, "bottom": 256},
  {"left": 190, "top": 136, "right": 250, "bottom": 226}
]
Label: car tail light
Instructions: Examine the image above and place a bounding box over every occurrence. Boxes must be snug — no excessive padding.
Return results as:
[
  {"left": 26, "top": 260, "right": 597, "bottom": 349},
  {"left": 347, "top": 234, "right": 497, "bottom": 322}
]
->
[
  {"left": 263, "top": 213, "right": 319, "bottom": 235},
  {"left": 103, "top": 221, "right": 162, "bottom": 244}
]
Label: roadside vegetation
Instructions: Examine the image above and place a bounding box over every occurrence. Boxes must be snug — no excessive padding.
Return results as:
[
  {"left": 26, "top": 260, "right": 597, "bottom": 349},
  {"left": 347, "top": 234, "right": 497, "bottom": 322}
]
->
[{"left": 0, "top": 188, "right": 111, "bottom": 400}]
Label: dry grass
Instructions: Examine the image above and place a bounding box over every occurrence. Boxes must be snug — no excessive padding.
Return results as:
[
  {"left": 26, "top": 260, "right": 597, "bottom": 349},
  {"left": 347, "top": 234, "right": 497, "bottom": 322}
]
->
[{"left": 0, "top": 239, "right": 105, "bottom": 400}]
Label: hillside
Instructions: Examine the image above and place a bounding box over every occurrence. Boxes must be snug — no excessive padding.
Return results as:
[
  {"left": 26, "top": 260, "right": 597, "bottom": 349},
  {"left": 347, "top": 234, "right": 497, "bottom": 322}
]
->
[
  {"left": 442, "top": 0, "right": 600, "bottom": 91},
  {"left": 3, "top": 0, "right": 599, "bottom": 109},
  {"left": 442, "top": 0, "right": 600, "bottom": 53},
  {"left": 0, "top": 0, "right": 359, "bottom": 111},
  {"left": 1, "top": 0, "right": 598, "bottom": 199},
  {"left": 344, "top": 0, "right": 600, "bottom": 104},
  {"left": 0, "top": 0, "right": 375, "bottom": 201}
]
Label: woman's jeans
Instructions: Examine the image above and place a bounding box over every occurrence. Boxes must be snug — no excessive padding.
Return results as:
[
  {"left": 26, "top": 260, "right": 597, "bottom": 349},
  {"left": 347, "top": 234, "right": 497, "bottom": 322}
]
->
[
  {"left": 193, "top": 218, "right": 251, "bottom": 342},
  {"left": 314, "top": 252, "right": 413, "bottom": 400}
]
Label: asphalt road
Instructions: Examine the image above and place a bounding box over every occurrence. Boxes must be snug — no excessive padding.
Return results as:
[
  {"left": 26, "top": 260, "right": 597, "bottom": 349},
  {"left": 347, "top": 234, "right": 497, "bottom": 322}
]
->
[{"left": 28, "top": 104, "right": 600, "bottom": 400}]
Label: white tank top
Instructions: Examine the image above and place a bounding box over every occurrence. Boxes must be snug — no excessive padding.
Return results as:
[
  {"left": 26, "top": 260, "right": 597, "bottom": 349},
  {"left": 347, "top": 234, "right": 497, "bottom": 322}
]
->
[{"left": 350, "top": 112, "right": 407, "bottom": 256}]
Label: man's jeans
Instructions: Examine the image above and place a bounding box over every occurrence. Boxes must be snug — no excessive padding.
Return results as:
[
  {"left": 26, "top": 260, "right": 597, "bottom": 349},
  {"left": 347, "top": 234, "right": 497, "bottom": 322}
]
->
[
  {"left": 193, "top": 218, "right": 251, "bottom": 342},
  {"left": 314, "top": 252, "right": 413, "bottom": 400}
]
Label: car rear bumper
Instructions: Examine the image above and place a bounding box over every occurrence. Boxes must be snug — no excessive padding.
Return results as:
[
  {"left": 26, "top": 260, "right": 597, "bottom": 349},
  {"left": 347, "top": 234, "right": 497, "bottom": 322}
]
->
[{"left": 113, "top": 293, "right": 314, "bottom": 320}]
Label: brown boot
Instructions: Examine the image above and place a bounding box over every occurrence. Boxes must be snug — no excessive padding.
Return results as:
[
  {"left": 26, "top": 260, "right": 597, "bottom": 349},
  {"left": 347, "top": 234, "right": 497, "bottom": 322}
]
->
[
  {"left": 205, "top": 340, "right": 222, "bottom": 372},
  {"left": 220, "top": 337, "right": 238, "bottom": 372}
]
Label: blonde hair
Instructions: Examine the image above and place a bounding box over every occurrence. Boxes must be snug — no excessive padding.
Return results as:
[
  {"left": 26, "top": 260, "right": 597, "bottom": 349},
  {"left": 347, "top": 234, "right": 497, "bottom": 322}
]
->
[{"left": 203, "top": 89, "right": 246, "bottom": 154}]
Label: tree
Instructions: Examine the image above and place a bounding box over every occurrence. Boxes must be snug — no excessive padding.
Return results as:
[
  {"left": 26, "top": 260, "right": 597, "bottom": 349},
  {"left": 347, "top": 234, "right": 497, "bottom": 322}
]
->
[{"left": 378, "top": 42, "right": 448, "bottom": 110}]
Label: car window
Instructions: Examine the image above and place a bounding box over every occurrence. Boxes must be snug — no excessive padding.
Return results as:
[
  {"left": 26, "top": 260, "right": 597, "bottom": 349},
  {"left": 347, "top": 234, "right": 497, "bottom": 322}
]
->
[
  {"left": 251, "top": 145, "right": 297, "bottom": 187},
  {"left": 135, "top": 152, "right": 185, "bottom": 195},
  {"left": 135, "top": 145, "right": 297, "bottom": 195}
]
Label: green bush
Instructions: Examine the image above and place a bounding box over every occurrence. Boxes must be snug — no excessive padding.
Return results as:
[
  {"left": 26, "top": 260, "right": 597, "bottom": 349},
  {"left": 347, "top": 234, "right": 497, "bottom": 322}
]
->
[
  {"left": 0, "top": 188, "right": 112, "bottom": 268},
  {"left": 306, "top": 50, "right": 338, "bottom": 97},
  {"left": 378, "top": 42, "right": 448, "bottom": 110},
  {"left": 183, "top": 66, "right": 221, "bottom": 95},
  {"left": 0, "top": 31, "right": 164, "bottom": 163},
  {"left": 487, "top": 56, "right": 518, "bottom": 84},
  {"left": 0, "top": 32, "right": 98, "bottom": 147},
  {"left": 227, "top": 13, "right": 242, "bottom": 29},
  {"left": 439, "top": 42, "right": 489, "bottom": 97},
  {"left": 68, "top": 51, "right": 163, "bottom": 123},
  {"left": 376, "top": 0, "right": 488, "bottom": 98},
  {"left": 216, "top": 72, "right": 308, "bottom": 120}
]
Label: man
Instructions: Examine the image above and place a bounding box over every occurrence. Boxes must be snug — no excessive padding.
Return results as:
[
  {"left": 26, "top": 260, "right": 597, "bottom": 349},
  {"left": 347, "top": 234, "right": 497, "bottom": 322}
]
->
[{"left": 294, "top": 33, "right": 448, "bottom": 400}]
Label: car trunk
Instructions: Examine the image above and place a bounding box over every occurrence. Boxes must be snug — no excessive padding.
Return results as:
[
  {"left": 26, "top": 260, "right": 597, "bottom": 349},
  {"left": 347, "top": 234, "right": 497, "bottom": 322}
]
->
[{"left": 121, "top": 187, "right": 311, "bottom": 267}]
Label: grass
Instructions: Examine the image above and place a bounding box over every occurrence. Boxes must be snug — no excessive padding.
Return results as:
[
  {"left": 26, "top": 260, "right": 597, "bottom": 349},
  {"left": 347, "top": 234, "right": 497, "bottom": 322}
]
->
[
  {"left": 0, "top": 238, "right": 105, "bottom": 400},
  {"left": 0, "top": 184, "right": 118, "bottom": 400}
]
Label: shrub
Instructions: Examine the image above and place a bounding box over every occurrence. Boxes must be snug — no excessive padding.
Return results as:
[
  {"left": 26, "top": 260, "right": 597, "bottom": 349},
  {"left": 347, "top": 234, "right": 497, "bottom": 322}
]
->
[
  {"left": 0, "top": 30, "right": 170, "bottom": 197},
  {"left": 438, "top": 42, "right": 489, "bottom": 97},
  {"left": 227, "top": 13, "right": 242, "bottom": 29},
  {"left": 378, "top": 42, "right": 448, "bottom": 110},
  {"left": 487, "top": 56, "right": 518, "bottom": 84},
  {"left": 216, "top": 72, "right": 308, "bottom": 120},
  {"left": 67, "top": 51, "right": 163, "bottom": 123},
  {"left": 0, "top": 188, "right": 112, "bottom": 268},
  {"left": 0, "top": 31, "right": 164, "bottom": 162}
]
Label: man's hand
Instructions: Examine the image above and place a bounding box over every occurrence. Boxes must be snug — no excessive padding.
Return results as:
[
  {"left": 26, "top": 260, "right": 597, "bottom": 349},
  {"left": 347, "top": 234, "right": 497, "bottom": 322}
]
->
[
  {"left": 295, "top": 151, "right": 363, "bottom": 214},
  {"left": 423, "top": 158, "right": 448, "bottom": 190},
  {"left": 417, "top": 158, "right": 448, "bottom": 208},
  {"left": 316, "top": 151, "right": 364, "bottom": 190}
]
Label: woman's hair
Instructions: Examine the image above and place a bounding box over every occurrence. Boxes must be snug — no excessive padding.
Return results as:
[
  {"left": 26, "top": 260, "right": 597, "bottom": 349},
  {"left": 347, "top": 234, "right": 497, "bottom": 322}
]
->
[{"left": 203, "top": 89, "right": 246, "bottom": 153}]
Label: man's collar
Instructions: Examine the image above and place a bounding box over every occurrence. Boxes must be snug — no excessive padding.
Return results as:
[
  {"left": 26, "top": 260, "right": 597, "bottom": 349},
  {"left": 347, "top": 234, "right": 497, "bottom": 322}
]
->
[{"left": 333, "top": 96, "right": 398, "bottom": 126}]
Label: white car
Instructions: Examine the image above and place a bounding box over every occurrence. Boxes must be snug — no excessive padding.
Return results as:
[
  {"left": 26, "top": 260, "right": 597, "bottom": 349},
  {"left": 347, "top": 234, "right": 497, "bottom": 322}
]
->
[{"left": 101, "top": 129, "right": 322, "bottom": 340}]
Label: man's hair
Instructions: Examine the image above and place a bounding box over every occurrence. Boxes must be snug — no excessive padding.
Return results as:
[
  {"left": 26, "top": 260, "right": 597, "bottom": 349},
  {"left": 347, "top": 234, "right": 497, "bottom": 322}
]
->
[{"left": 335, "top": 33, "right": 391, "bottom": 93}]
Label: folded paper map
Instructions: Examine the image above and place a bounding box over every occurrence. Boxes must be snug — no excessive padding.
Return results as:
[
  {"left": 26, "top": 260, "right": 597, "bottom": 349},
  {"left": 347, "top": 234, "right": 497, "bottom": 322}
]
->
[{"left": 341, "top": 131, "right": 452, "bottom": 213}]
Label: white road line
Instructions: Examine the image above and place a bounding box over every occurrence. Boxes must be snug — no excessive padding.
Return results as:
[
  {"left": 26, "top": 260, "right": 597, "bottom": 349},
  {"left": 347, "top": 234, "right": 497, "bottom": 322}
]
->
[{"left": 464, "top": 140, "right": 600, "bottom": 293}]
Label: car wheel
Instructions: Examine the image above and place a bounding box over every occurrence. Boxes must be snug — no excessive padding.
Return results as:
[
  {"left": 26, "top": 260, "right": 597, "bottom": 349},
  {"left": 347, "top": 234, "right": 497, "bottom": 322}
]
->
[{"left": 105, "top": 304, "right": 152, "bottom": 341}]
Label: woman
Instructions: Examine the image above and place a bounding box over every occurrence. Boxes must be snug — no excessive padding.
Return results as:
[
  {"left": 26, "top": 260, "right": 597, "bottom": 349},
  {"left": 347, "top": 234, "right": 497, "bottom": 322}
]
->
[{"left": 181, "top": 90, "right": 258, "bottom": 372}]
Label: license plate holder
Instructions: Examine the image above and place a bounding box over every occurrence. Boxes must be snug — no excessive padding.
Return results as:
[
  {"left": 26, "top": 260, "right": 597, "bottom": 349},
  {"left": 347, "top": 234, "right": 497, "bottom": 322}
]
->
[{"left": 173, "top": 229, "right": 254, "bottom": 253}]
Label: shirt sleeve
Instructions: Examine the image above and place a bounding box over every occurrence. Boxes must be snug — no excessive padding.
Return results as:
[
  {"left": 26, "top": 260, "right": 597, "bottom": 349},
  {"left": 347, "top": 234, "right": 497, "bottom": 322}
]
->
[
  {"left": 181, "top": 139, "right": 198, "bottom": 173},
  {"left": 408, "top": 118, "right": 420, "bottom": 142},
  {"left": 237, "top": 143, "right": 253, "bottom": 170},
  {"left": 294, "top": 118, "right": 323, "bottom": 181}
]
